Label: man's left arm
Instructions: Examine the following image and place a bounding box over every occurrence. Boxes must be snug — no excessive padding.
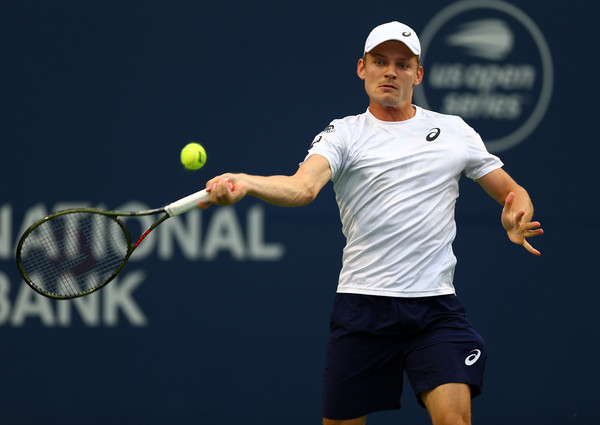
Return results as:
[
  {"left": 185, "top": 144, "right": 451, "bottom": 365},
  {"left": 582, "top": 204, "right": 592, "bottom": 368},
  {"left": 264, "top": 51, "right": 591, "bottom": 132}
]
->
[{"left": 476, "top": 168, "right": 544, "bottom": 256}]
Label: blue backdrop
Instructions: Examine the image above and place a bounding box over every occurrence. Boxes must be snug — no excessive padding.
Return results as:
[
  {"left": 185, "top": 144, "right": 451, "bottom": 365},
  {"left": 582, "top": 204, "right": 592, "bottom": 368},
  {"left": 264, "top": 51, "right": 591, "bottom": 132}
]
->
[{"left": 2, "top": 1, "right": 598, "bottom": 424}]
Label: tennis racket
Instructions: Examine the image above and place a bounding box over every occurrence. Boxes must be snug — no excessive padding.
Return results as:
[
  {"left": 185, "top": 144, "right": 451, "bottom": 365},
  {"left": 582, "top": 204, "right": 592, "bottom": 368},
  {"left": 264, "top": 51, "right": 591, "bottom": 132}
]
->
[{"left": 16, "top": 189, "right": 210, "bottom": 300}]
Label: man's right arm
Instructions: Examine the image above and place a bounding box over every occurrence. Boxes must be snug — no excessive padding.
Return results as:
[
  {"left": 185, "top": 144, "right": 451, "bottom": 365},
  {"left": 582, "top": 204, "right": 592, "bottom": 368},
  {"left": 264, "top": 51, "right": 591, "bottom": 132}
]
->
[{"left": 199, "top": 154, "right": 332, "bottom": 209}]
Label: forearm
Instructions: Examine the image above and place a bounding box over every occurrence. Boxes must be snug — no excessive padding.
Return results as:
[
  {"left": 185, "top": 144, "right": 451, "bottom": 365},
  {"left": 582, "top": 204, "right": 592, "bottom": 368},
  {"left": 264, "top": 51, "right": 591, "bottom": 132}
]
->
[
  {"left": 242, "top": 173, "right": 320, "bottom": 207},
  {"left": 204, "top": 155, "right": 332, "bottom": 208},
  {"left": 478, "top": 169, "right": 532, "bottom": 209}
]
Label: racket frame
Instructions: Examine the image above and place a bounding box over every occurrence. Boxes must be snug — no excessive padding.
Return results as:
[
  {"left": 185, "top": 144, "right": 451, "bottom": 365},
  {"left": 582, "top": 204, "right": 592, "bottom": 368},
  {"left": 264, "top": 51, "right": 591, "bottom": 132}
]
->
[
  {"left": 16, "top": 207, "right": 167, "bottom": 299},
  {"left": 15, "top": 189, "right": 209, "bottom": 299}
]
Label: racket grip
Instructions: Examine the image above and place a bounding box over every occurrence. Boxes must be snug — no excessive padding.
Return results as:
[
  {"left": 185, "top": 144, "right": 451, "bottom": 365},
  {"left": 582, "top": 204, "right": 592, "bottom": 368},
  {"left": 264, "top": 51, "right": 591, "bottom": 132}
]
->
[{"left": 165, "top": 189, "right": 210, "bottom": 216}]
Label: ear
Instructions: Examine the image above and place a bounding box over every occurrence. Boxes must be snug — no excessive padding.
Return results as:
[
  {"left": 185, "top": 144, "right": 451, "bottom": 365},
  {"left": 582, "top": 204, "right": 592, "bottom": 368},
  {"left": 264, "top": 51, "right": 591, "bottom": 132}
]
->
[
  {"left": 357, "top": 58, "right": 366, "bottom": 80},
  {"left": 413, "top": 65, "right": 424, "bottom": 87}
]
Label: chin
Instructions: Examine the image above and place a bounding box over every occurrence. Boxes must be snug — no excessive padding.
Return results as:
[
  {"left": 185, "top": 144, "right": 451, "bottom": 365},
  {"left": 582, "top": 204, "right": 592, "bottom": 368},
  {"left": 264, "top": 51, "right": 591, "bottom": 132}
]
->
[{"left": 375, "top": 99, "right": 402, "bottom": 109}]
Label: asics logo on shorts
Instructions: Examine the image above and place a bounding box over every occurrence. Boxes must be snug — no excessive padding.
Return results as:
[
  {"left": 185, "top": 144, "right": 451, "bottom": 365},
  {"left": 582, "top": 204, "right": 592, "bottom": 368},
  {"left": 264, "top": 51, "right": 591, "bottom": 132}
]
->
[{"left": 464, "top": 349, "right": 482, "bottom": 366}]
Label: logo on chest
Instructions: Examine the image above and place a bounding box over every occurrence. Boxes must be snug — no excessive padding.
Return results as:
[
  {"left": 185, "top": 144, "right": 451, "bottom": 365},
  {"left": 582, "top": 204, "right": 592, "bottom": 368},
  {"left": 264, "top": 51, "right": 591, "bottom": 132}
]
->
[{"left": 426, "top": 127, "right": 441, "bottom": 142}]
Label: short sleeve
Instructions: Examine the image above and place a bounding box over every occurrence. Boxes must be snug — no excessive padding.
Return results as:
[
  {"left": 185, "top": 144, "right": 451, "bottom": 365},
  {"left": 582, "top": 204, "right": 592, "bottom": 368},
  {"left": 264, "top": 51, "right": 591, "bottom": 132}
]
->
[
  {"left": 461, "top": 119, "right": 504, "bottom": 179},
  {"left": 301, "top": 121, "right": 348, "bottom": 181}
]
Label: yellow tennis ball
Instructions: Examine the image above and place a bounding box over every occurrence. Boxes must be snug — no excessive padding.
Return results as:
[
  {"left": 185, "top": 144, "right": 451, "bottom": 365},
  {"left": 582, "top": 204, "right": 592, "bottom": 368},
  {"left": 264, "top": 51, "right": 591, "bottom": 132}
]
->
[{"left": 180, "top": 143, "right": 206, "bottom": 170}]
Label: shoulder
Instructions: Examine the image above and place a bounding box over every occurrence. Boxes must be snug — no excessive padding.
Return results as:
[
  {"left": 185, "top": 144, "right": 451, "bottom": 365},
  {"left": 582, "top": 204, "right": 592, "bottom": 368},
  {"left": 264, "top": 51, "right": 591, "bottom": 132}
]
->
[
  {"left": 416, "top": 106, "right": 479, "bottom": 141},
  {"left": 322, "top": 111, "right": 368, "bottom": 134},
  {"left": 417, "top": 106, "right": 468, "bottom": 127}
]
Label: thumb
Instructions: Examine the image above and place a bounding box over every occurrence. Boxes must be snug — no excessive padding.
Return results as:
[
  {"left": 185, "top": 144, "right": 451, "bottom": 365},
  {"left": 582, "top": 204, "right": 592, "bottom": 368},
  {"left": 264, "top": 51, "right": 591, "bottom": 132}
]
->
[{"left": 504, "top": 191, "right": 515, "bottom": 207}]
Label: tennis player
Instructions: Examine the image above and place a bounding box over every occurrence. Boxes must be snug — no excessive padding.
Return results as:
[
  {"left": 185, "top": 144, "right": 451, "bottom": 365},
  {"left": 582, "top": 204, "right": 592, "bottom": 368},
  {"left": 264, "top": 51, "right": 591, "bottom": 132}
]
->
[{"left": 199, "top": 21, "right": 543, "bottom": 425}]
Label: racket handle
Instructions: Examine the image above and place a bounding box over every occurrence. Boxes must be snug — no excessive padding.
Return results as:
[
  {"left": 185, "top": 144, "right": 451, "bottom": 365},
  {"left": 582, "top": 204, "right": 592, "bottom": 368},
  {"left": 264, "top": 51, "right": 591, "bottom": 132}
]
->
[{"left": 165, "top": 189, "right": 210, "bottom": 216}]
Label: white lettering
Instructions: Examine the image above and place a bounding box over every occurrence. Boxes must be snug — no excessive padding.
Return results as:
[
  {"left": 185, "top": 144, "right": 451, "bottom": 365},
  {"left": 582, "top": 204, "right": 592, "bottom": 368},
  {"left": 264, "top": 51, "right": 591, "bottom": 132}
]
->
[
  {"left": 204, "top": 207, "right": 245, "bottom": 260},
  {"left": 57, "top": 291, "right": 100, "bottom": 327},
  {"left": 0, "top": 205, "right": 11, "bottom": 258},
  {"left": 103, "top": 271, "right": 147, "bottom": 326},
  {"left": 91, "top": 211, "right": 109, "bottom": 259},
  {"left": 158, "top": 208, "right": 201, "bottom": 260},
  {"left": 118, "top": 202, "right": 156, "bottom": 261},
  {"left": 0, "top": 272, "right": 147, "bottom": 327},
  {"left": 11, "top": 281, "right": 55, "bottom": 326},
  {"left": 429, "top": 63, "right": 536, "bottom": 92},
  {"left": 465, "top": 64, "right": 535, "bottom": 91},
  {"left": 17, "top": 203, "right": 48, "bottom": 240},
  {"left": 247, "top": 206, "right": 285, "bottom": 260},
  {"left": 2, "top": 202, "right": 287, "bottom": 327},
  {"left": 4, "top": 203, "right": 286, "bottom": 261},
  {"left": 0, "top": 272, "right": 11, "bottom": 324},
  {"left": 442, "top": 92, "right": 522, "bottom": 119},
  {"left": 430, "top": 63, "right": 464, "bottom": 89}
]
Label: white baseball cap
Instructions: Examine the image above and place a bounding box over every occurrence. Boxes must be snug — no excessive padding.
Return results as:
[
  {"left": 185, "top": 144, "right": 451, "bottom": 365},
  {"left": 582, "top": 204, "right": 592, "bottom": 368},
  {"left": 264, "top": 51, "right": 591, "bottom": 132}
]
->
[{"left": 364, "top": 21, "right": 421, "bottom": 56}]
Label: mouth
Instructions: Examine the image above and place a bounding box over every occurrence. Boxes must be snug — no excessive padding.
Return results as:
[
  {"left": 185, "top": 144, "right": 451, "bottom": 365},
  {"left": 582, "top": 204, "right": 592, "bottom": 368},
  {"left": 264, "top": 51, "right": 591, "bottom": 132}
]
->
[{"left": 380, "top": 84, "right": 397, "bottom": 90}]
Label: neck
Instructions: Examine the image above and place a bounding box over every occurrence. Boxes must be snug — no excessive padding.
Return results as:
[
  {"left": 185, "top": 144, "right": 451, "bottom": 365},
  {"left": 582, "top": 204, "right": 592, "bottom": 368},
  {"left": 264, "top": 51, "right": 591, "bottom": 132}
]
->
[{"left": 368, "top": 101, "right": 416, "bottom": 122}]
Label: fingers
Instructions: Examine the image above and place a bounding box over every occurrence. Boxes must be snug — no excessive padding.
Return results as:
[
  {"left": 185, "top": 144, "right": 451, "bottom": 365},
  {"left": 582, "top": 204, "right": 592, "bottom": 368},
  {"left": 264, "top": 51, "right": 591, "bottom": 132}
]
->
[
  {"left": 514, "top": 209, "right": 526, "bottom": 226},
  {"left": 197, "top": 200, "right": 211, "bottom": 210},
  {"left": 517, "top": 224, "right": 543, "bottom": 255},
  {"left": 196, "top": 174, "right": 237, "bottom": 209},
  {"left": 506, "top": 216, "right": 543, "bottom": 255},
  {"left": 209, "top": 178, "right": 233, "bottom": 198},
  {"left": 507, "top": 231, "right": 541, "bottom": 256},
  {"left": 523, "top": 220, "right": 541, "bottom": 229},
  {"left": 523, "top": 239, "right": 541, "bottom": 256},
  {"left": 521, "top": 220, "right": 543, "bottom": 234},
  {"left": 501, "top": 192, "right": 520, "bottom": 231},
  {"left": 206, "top": 176, "right": 238, "bottom": 205},
  {"left": 503, "top": 191, "right": 515, "bottom": 209},
  {"left": 524, "top": 229, "right": 544, "bottom": 238}
]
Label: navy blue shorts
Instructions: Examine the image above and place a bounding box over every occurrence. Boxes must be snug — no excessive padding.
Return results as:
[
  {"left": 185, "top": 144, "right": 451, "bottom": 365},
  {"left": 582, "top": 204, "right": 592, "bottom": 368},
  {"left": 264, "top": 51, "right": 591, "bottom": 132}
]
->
[{"left": 322, "top": 293, "right": 487, "bottom": 420}]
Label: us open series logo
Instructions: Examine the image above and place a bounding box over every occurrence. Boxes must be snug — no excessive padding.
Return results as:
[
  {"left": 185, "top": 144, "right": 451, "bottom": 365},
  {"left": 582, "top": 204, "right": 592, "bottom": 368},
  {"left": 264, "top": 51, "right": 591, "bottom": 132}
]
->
[{"left": 414, "top": 0, "right": 553, "bottom": 152}]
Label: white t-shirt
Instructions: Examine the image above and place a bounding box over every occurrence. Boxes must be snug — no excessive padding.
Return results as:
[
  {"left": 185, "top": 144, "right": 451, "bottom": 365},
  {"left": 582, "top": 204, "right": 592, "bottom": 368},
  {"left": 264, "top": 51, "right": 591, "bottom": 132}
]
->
[{"left": 304, "top": 106, "right": 503, "bottom": 297}]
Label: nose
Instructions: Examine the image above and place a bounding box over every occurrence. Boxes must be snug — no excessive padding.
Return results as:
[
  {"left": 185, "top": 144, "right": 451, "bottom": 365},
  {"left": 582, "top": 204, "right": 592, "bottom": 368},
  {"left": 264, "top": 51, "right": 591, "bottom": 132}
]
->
[{"left": 385, "top": 67, "right": 397, "bottom": 80}]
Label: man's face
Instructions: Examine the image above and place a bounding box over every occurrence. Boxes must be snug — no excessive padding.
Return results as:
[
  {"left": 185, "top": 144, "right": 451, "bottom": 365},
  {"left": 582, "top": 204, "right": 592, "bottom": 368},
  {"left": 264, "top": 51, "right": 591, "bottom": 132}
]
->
[{"left": 357, "top": 41, "right": 423, "bottom": 111}]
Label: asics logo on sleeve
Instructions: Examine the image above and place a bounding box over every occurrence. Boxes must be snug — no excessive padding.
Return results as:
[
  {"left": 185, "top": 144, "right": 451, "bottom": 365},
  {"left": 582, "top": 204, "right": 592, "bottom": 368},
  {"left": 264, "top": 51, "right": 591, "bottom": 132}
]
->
[
  {"left": 310, "top": 136, "right": 322, "bottom": 148},
  {"left": 465, "top": 349, "right": 482, "bottom": 366}
]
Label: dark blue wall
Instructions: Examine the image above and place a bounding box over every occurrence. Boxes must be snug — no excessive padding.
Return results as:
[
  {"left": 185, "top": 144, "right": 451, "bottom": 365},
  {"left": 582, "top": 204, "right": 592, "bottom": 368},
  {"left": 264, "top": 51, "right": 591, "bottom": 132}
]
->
[{"left": 2, "top": 1, "right": 598, "bottom": 424}]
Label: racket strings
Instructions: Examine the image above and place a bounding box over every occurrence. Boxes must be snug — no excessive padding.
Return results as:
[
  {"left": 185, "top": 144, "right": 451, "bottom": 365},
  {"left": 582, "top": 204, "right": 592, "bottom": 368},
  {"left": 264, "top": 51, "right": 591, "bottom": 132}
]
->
[{"left": 19, "top": 212, "right": 129, "bottom": 297}]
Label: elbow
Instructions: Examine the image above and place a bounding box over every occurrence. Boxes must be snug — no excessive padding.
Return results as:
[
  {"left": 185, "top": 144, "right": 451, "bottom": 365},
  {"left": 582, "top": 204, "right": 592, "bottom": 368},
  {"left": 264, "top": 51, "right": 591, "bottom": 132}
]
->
[
  {"left": 297, "top": 185, "right": 319, "bottom": 206},
  {"left": 293, "top": 181, "right": 320, "bottom": 207}
]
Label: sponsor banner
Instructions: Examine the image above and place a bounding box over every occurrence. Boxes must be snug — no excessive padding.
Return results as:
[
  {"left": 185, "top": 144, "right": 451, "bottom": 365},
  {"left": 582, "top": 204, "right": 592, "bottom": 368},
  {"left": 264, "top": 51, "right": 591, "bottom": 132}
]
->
[
  {"left": 0, "top": 203, "right": 285, "bottom": 327},
  {"left": 414, "top": 0, "right": 553, "bottom": 152}
]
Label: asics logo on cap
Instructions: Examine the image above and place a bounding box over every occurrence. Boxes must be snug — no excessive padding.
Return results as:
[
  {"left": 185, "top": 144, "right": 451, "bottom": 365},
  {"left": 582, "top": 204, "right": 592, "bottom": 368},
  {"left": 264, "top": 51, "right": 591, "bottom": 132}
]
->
[{"left": 364, "top": 21, "right": 421, "bottom": 55}]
